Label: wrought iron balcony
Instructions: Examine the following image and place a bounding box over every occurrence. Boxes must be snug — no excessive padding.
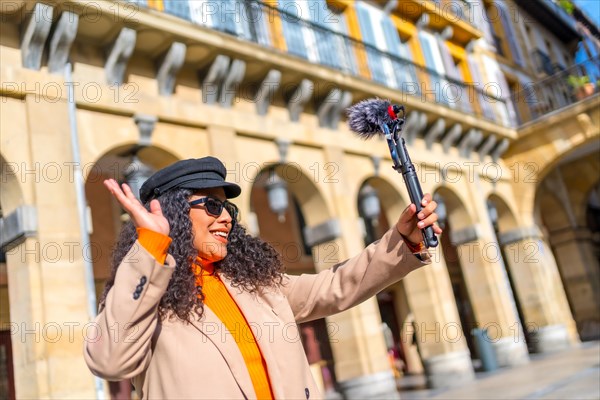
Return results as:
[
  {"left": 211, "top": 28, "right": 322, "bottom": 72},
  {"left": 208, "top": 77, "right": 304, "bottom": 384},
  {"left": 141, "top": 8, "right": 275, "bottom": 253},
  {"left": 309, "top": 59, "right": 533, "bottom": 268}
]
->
[
  {"left": 430, "top": 0, "right": 474, "bottom": 26},
  {"left": 515, "top": 0, "right": 580, "bottom": 44},
  {"left": 553, "top": 63, "right": 566, "bottom": 73},
  {"left": 510, "top": 56, "right": 600, "bottom": 124},
  {"left": 531, "top": 49, "right": 555, "bottom": 75},
  {"left": 493, "top": 34, "right": 505, "bottom": 58},
  {"left": 123, "top": 0, "right": 513, "bottom": 127}
]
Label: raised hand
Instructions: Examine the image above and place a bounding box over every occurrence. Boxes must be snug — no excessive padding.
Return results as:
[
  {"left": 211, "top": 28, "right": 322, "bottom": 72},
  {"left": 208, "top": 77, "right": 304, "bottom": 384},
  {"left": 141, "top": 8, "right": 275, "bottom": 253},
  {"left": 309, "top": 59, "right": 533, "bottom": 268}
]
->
[
  {"left": 396, "top": 193, "right": 442, "bottom": 247},
  {"left": 103, "top": 179, "right": 170, "bottom": 236}
]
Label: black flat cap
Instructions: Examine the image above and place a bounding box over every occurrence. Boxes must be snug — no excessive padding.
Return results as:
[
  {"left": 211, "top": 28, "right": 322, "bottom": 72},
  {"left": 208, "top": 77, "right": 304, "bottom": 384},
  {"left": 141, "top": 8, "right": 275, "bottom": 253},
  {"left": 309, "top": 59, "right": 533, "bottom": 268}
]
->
[{"left": 139, "top": 156, "right": 241, "bottom": 203}]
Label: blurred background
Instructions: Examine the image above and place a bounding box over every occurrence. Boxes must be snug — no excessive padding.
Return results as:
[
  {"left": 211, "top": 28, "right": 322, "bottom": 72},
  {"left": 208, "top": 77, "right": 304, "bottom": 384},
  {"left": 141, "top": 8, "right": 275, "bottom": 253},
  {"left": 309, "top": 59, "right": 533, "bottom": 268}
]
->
[{"left": 0, "top": 0, "right": 598, "bottom": 398}]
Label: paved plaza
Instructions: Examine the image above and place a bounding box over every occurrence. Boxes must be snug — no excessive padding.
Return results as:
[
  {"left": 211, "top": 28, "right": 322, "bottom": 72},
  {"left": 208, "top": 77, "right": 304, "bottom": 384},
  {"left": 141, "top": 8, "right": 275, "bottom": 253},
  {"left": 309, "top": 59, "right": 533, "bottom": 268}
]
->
[{"left": 397, "top": 341, "right": 600, "bottom": 400}]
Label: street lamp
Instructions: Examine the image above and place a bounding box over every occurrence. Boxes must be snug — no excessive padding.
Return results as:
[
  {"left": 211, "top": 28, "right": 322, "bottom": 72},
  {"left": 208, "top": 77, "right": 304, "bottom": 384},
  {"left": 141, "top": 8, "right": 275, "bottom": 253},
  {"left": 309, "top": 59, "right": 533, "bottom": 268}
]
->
[
  {"left": 124, "top": 154, "right": 154, "bottom": 201},
  {"left": 359, "top": 184, "right": 381, "bottom": 225},
  {"left": 487, "top": 199, "right": 499, "bottom": 230},
  {"left": 434, "top": 193, "right": 447, "bottom": 229},
  {"left": 265, "top": 172, "right": 288, "bottom": 222}
]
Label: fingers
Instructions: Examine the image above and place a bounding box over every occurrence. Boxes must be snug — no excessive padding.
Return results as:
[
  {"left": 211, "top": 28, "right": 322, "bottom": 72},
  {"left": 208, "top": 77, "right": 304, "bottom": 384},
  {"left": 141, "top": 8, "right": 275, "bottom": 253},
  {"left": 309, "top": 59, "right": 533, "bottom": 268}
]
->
[
  {"left": 398, "top": 193, "right": 444, "bottom": 239},
  {"left": 417, "top": 209, "right": 438, "bottom": 229},
  {"left": 416, "top": 193, "right": 442, "bottom": 234},
  {"left": 103, "top": 179, "right": 126, "bottom": 203},
  {"left": 398, "top": 203, "right": 417, "bottom": 224},
  {"left": 103, "top": 179, "right": 141, "bottom": 213},
  {"left": 417, "top": 193, "right": 437, "bottom": 220},
  {"left": 121, "top": 182, "right": 138, "bottom": 201},
  {"left": 421, "top": 193, "right": 432, "bottom": 206},
  {"left": 149, "top": 199, "right": 163, "bottom": 217}
]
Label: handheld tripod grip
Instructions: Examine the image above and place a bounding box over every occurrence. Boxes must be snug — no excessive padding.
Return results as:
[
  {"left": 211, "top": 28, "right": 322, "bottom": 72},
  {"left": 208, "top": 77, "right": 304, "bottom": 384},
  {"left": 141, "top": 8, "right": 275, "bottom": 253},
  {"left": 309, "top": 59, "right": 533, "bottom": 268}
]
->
[
  {"left": 402, "top": 169, "right": 439, "bottom": 248},
  {"left": 395, "top": 136, "right": 438, "bottom": 249}
]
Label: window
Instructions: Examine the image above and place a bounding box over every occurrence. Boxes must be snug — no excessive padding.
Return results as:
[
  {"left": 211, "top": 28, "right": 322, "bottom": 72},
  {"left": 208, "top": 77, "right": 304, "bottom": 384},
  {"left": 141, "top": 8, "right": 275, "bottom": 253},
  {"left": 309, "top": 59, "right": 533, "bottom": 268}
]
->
[{"left": 419, "top": 31, "right": 451, "bottom": 105}]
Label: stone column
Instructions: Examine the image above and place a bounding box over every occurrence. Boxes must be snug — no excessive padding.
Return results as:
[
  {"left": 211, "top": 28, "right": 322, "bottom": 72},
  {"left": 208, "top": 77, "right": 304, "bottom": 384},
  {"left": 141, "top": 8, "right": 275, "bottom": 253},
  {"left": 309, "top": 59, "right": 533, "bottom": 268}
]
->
[
  {"left": 451, "top": 225, "right": 529, "bottom": 367},
  {"left": 319, "top": 146, "right": 399, "bottom": 400},
  {"left": 549, "top": 227, "right": 600, "bottom": 340},
  {"left": 5, "top": 95, "right": 97, "bottom": 398},
  {"left": 401, "top": 245, "right": 475, "bottom": 388},
  {"left": 5, "top": 236, "right": 47, "bottom": 399},
  {"left": 499, "top": 225, "right": 578, "bottom": 352}
]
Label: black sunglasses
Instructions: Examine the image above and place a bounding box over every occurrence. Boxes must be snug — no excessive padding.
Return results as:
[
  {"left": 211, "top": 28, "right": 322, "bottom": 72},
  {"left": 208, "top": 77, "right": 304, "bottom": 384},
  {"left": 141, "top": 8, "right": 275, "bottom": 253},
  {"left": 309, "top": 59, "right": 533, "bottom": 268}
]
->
[{"left": 188, "top": 197, "right": 239, "bottom": 222}]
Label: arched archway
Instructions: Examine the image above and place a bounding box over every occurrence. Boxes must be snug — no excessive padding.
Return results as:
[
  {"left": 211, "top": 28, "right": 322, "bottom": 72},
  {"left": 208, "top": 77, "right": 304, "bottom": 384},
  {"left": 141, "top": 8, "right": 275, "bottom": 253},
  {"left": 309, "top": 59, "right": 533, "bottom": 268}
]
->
[
  {"left": 357, "top": 176, "right": 425, "bottom": 377},
  {"left": 84, "top": 145, "right": 179, "bottom": 400},
  {"left": 249, "top": 163, "right": 336, "bottom": 394},
  {"left": 502, "top": 76, "right": 599, "bottom": 211},
  {"left": 536, "top": 149, "right": 600, "bottom": 341},
  {"left": 585, "top": 183, "right": 600, "bottom": 269},
  {"left": 488, "top": 194, "right": 519, "bottom": 233},
  {"left": 86, "top": 145, "right": 179, "bottom": 305},
  {"left": 0, "top": 155, "right": 25, "bottom": 400},
  {"left": 249, "top": 163, "right": 332, "bottom": 271},
  {"left": 433, "top": 186, "right": 480, "bottom": 366},
  {"left": 357, "top": 177, "right": 398, "bottom": 246},
  {"left": 487, "top": 194, "right": 532, "bottom": 351}
]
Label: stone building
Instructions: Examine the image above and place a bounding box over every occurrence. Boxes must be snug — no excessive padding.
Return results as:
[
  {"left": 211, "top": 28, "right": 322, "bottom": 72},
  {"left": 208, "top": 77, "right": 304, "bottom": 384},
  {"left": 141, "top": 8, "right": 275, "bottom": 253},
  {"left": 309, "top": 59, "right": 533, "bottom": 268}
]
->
[{"left": 0, "top": 0, "right": 598, "bottom": 399}]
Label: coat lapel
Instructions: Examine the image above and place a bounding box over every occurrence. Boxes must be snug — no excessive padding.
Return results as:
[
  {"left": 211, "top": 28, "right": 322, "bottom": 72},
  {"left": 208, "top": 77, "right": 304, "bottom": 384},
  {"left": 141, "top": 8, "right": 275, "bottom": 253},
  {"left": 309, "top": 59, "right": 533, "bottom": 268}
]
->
[
  {"left": 221, "top": 277, "right": 287, "bottom": 399},
  {"left": 188, "top": 304, "right": 257, "bottom": 399}
]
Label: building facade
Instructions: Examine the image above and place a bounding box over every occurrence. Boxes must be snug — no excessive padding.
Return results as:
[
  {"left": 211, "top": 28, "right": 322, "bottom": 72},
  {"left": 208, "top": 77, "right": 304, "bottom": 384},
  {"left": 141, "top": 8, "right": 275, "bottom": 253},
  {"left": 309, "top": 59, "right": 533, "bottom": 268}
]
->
[{"left": 0, "top": 0, "right": 598, "bottom": 399}]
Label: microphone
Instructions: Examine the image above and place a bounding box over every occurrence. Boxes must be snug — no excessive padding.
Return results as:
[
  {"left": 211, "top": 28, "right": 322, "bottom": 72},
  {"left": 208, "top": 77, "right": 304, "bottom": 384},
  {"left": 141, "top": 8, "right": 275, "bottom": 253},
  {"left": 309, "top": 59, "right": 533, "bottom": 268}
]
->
[{"left": 347, "top": 99, "right": 438, "bottom": 248}]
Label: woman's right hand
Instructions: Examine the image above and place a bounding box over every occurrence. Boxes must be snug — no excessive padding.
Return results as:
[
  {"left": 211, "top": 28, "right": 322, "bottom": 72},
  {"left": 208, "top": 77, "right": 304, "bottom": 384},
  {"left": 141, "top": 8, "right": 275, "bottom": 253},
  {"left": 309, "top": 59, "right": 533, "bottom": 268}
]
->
[{"left": 103, "top": 179, "right": 170, "bottom": 236}]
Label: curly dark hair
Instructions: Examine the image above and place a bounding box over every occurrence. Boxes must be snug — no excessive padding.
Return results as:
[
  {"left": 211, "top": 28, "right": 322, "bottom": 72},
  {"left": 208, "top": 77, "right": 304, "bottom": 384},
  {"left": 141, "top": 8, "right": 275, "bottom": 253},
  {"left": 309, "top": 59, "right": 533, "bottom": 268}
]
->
[{"left": 98, "top": 188, "right": 284, "bottom": 321}]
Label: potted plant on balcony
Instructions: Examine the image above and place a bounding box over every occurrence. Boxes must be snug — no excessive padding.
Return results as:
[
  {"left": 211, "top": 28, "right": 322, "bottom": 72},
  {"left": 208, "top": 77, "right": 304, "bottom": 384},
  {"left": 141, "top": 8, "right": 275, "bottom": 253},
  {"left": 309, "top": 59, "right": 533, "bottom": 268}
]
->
[
  {"left": 558, "top": 0, "right": 574, "bottom": 15},
  {"left": 567, "top": 75, "right": 595, "bottom": 100}
]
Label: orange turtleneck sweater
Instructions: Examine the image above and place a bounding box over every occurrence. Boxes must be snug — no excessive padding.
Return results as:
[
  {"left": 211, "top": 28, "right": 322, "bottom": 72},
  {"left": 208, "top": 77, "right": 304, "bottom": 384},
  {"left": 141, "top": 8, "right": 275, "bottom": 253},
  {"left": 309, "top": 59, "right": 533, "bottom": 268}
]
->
[{"left": 137, "top": 228, "right": 274, "bottom": 399}]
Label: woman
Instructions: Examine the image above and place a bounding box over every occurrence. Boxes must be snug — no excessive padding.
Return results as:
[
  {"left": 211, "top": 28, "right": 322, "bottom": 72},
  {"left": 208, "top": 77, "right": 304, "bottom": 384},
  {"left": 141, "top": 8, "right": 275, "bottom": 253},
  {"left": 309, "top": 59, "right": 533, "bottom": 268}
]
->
[{"left": 84, "top": 156, "right": 441, "bottom": 399}]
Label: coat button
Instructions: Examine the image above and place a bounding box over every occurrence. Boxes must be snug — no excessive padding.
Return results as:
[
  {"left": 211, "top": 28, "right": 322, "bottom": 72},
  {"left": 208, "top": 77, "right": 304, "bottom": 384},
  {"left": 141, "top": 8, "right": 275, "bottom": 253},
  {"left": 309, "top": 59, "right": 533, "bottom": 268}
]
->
[
  {"left": 305, "top": 388, "right": 309, "bottom": 399},
  {"left": 133, "top": 292, "right": 140, "bottom": 300},
  {"left": 140, "top": 276, "right": 147, "bottom": 285},
  {"left": 136, "top": 284, "right": 144, "bottom": 292}
]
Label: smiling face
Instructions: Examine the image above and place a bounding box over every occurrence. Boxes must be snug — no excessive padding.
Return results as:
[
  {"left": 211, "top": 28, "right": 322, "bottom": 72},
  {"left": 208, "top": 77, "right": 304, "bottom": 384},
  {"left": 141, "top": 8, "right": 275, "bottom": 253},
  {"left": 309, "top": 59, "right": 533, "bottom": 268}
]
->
[{"left": 188, "top": 188, "right": 233, "bottom": 264}]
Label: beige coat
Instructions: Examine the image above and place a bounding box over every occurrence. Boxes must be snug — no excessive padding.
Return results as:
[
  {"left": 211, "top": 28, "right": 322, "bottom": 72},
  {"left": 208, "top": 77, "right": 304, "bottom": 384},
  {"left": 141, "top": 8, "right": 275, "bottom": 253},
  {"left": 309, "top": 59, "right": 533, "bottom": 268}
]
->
[{"left": 84, "top": 228, "right": 429, "bottom": 399}]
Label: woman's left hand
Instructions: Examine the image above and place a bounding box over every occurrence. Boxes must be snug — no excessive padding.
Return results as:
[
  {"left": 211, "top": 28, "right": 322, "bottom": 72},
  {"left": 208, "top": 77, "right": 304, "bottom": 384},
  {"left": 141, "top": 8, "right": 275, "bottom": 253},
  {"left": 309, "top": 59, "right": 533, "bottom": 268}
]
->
[{"left": 396, "top": 193, "right": 443, "bottom": 246}]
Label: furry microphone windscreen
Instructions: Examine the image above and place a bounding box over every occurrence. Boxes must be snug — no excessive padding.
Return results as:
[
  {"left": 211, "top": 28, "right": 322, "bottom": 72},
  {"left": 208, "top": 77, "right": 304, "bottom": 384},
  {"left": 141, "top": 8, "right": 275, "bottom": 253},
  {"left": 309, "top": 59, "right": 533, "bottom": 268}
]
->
[{"left": 346, "top": 98, "right": 394, "bottom": 139}]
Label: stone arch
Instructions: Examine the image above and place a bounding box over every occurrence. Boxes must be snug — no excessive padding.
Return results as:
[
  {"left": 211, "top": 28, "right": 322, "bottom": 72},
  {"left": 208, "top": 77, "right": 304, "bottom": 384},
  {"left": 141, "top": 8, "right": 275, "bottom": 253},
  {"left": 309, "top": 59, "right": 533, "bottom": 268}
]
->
[
  {"left": 249, "top": 163, "right": 338, "bottom": 391},
  {"left": 536, "top": 138, "right": 600, "bottom": 186},
  {"left": 536, "top": 151, "right": 600, "bottom": 341},
  {"left": 487, "top": 192, "right": 536, "bottom": 351},
  {"left": 249, "top": 162, "right": 333, "bottom": 228},
  {"left": 488, "top": 193, "right": 519, "bottom": 233},
  {"left": 84, "top": 145, "right": 179, "bottom": 303},
  {"left": 584, "top": 182, "right": 600, "bottom": 241},
  {"left": 83, "top": 143, "right": 180, "bottom": 183},
  {"left": 433, "top": 186, "right": 475, "bottom": 231},
  {"left": 572, "top": 158, "right": 600, "bottom": 227},
  {"left": 0, "top": 154, "right": 25, "bottom": 400},
  {"left": 359, "top": 176, "right": 407, "bottom": 228},
  {"left": 509, "top": 134, "right": 600, "bottom": 221},
  {"left": 249, "top": 163, "right": 333, "bottom": 275},
  {"left": 358, "top": 176, "right": 427, "bottom": 375},
  {"left": 0, "top": 155, "right": 26, "bottom": 216},
  {"left": 432, "top": 185, "right": 479, "bottom": 363},
  {"left": 533, "top": 146, "right": 600, "bottom": 237},
  {"left": 538, "top": 191, "right": 571, "bottom": 233}
]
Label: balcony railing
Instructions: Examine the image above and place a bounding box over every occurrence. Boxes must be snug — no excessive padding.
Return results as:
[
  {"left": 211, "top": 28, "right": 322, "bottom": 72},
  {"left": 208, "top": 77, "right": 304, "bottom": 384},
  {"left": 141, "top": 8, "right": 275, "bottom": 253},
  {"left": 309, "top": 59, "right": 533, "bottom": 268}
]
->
[
  {"left": 515, "top": 0, "right": 580, "bottom": 44},
  {"left": 493, "top": 34, "right": 505, "bottom": 58},
  {"left": 124, "top": 0, "right": 513, "bottom": 127},
  {"left": 510, "top": 56, "right": 600, "bottom": 123},
  {"left": 531, "top": 49, "right": 555, "bottom": 75},
  {"left": 431, "top": 0, "right": 474, "bottom": 26},
  {"left": 542, "top": 0, "right": 579, "bottom": 33}
]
